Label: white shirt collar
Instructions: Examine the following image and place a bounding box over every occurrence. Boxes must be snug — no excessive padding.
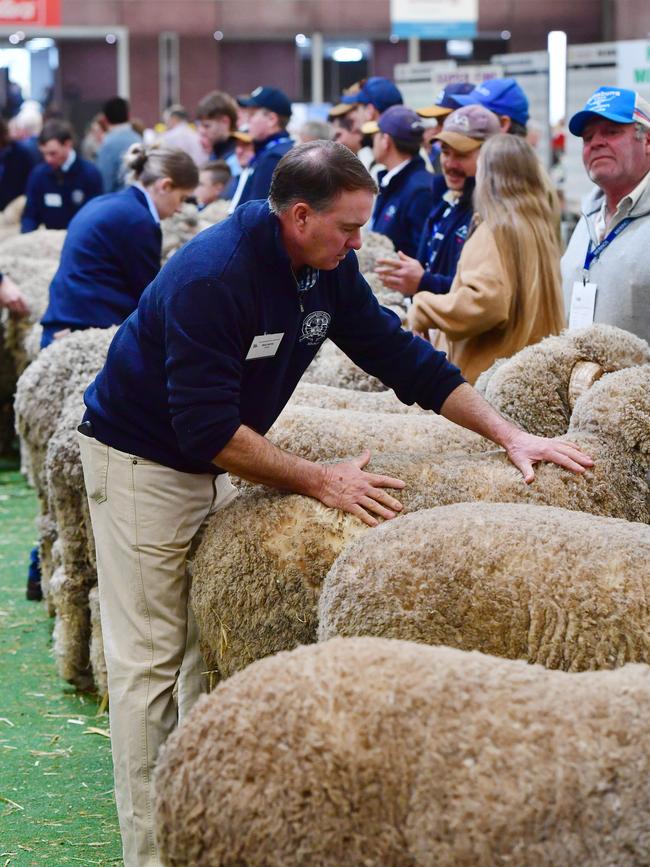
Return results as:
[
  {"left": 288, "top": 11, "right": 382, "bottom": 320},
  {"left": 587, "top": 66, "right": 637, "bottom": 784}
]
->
[
  {"left": 62, "top": 150, "right": 77, "bottom": 172},
  {"left": 380, "top": 158, "right": 411, "bottom": 187},
  {"left": 133, "top": 182, "right": 161, "bottom": 224}
]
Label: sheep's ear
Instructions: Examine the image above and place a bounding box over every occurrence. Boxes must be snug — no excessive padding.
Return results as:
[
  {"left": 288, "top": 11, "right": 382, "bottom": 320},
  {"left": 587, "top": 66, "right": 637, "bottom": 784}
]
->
[{"left": 568, "top": 361, "right": 603, "bottom": 410}]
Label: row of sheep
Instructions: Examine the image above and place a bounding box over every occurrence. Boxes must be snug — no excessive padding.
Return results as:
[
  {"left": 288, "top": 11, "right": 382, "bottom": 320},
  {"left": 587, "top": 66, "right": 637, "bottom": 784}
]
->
[
  {"left": 13, "top": 322, "right": 650, "bottom": 698},
  {"left": 154, "top": 334, "right": 650, "bottom": 864},
  {"left": 14, "top": 318, "right": 650, "bottom": 864}
]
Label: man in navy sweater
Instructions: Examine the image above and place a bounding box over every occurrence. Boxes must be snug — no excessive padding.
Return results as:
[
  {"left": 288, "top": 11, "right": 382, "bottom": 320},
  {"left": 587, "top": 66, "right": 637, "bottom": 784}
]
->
[
  {"left": 362, "top": 105, "right": 434, "bottom": 257},
  {"left": 21, "top": 120, "right": 103, "bottom": 233},
  {"left": 79, "top": 141, "right": 592, "bottom": 867},
  {"left": 375, "top": 104, "right": 501, "bottom": 297}
]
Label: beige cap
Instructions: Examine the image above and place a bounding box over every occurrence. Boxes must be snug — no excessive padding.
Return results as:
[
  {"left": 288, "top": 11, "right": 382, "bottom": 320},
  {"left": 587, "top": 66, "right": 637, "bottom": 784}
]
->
[{"left": 433, "top": 104, "right": 501, "bottom": 154}]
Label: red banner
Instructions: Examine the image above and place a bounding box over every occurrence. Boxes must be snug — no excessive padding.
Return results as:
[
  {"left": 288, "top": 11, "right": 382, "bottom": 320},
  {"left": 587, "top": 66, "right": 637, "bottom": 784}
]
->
[{"left": 0, "top": 0, "right": 60, "bottom": 26}]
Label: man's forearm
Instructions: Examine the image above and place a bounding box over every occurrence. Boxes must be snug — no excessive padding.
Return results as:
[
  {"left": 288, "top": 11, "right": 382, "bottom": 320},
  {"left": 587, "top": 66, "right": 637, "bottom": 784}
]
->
[
  {"left": 439, "top": 383, "right": 518, "bottom": 448},
  {"left": 213, "top": 424, "right": 325, "bottom": 497}
]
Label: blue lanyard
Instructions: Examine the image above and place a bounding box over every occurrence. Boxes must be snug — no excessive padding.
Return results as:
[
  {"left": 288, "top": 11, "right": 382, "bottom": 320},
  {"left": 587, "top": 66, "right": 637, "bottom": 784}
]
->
[{"left": 583, "top": 217, "right": 634, "bottom": 280}]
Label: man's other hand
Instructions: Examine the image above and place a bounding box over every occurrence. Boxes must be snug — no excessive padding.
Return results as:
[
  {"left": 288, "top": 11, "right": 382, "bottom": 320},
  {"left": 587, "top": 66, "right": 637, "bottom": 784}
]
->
[
  {"left": 0, "top": 275, "right": 29, "bottom": 317},
  {"left": 375, "top": 251, "right": 424, "bottom": 297},
  {"left": 503, "top": 430, "right": 594, "bottom": 484}
]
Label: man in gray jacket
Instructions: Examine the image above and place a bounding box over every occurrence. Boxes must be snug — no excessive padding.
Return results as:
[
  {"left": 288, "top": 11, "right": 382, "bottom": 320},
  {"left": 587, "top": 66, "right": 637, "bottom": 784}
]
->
[{"left": 562, "top": 87, "right": 650, "bottom": 340}]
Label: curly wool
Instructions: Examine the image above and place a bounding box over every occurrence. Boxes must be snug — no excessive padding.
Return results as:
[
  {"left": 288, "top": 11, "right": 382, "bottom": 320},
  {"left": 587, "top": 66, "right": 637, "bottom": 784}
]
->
[
  {"left": 319, "top": 502, "right": 650, "bottom": 670},
  {"left": 288, "top": 382, "right": 425, "bottom": 413},
  {"left": 191, "top": 364, "right": 650, "bottom": 680},
  {"left": 481, "top": 323, "right": 650, "bottom": 437},
  {"left": 302, "top": 339, "right": 388, "bottom": 391},
  {"left": 355, "top": 229, "right": 395, "bottom": 274},
  {"left": 154, "top": 637, "right": 650, "bottom": 867}
]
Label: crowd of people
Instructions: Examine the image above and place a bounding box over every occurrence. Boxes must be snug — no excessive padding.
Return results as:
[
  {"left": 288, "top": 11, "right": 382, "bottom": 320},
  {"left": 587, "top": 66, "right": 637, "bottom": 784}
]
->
[{"left": 1, "top": 72, "right": 649, "bottom": 867}]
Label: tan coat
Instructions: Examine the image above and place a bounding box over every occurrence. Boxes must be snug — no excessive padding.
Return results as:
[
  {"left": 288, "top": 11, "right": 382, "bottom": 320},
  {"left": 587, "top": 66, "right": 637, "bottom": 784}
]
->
[{"left": 408, "top": 221, "right": 562, "bottom": 384}]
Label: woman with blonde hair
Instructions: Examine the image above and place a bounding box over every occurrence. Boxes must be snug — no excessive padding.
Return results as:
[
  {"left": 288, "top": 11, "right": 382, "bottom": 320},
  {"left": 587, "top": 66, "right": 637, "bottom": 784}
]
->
[{"left": 407, "top": 134, "right": 565, "bottom": 383}]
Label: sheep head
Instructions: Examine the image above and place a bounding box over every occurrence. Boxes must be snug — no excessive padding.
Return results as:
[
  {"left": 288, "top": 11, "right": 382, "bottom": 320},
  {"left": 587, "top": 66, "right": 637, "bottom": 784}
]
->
[{"left": 569, "top": 364, "right": 650, "bottom": 467}]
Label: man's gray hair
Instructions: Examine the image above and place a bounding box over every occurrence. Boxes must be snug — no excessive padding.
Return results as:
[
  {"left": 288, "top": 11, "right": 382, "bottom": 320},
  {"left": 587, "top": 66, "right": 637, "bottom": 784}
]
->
[
  {"left": 634, "top": 122, "right": 650, "bottom": 141},
  {"left": 269, "top": 140, "right": 377, "bottom": 214}
]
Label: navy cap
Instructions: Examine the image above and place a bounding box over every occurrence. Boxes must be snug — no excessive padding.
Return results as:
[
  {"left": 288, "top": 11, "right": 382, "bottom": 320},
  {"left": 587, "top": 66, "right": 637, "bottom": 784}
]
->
[
  {"left": 238, "top": 86, "right": 292, "bottom": 118},
  {"left": 453, "top": 78, "right": 529, "bottom": 126},
  {"left": 569, "top": 86, "right": 650, "bottom": 136},
  {"left": 341, "top": 77, "right": 403, "bottom": 113},
  {"left": 417, "top": 82, "right": 475, "bottom": 118},
  {"left": 361, "top": 105, "right": 425, "bottom": 143}
]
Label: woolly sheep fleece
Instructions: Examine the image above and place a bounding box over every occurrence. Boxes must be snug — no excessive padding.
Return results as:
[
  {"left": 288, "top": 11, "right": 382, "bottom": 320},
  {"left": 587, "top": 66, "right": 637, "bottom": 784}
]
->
[
  {"left": 154, "top": 637, "right": 650, "bottom": 867},
  {"left": 191, "top": 364, "right": 650, "bottom": 679},
  {"left": 319, "top": 502, "right": 650, "bottom": 670}
]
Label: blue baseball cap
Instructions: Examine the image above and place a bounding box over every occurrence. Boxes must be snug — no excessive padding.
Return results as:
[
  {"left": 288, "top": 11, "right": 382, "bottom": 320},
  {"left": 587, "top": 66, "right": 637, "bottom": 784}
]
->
[
  {"left": 341, "top": 77, "right": 403, "bottom": 113},
  {"left": 417, "top": 82, "right": 475, "bottom": 118},
  {"left": 453, "top": 78, "right": 529, "bottom": 126},
  {"left": 237, "top": 86, "right": 292, "bottom": 118},
  {"left": 568, "top": 87, "right": 650, "bottom": 136},
  {"left": 361, "top": 105, "right": 425, "bottom": 143}
]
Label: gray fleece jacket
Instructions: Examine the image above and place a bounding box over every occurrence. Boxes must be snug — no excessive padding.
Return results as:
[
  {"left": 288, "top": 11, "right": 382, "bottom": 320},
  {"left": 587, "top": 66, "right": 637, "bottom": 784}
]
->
[{"left": 561, "top": 175, "right": 650, "bottom": 342}]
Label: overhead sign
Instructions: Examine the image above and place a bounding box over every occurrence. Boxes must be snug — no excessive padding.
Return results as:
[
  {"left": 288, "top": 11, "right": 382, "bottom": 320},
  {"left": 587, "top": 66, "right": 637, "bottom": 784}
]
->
[
  {"left": 390, "top": 0, "right": 478, "bottom": 39},
  {"left": 395, "top": 61, "right": 500, "bottom": 110},
  {"left": 0, "top": 0, "right": 60, "bottom": 26}
]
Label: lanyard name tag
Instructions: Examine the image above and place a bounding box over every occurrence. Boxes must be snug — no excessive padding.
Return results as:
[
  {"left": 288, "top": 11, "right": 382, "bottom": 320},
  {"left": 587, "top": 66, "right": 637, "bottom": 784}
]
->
[
  {"left": 44, "top": 193, "right": 63, "bottom": 207},
  {"left": 569, "top": 281, "right": 597, "bottom": 330},
  {"left": 245, "top": 332, "right": 284, "bottom": 360}
]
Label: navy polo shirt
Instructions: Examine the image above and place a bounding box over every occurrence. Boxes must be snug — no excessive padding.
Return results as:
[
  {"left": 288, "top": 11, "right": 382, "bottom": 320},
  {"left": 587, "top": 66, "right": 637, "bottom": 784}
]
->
[
  {"left": 371, "top": 156, "right": 434, "bottom": 258},
  {"left": 236, "top": 133, "right": 293, "bottom": 207},
  {"left": 21, "top": 153, "right": 103, "bottom": 232},
  {"left": 84, "top": 200, "right": 465, "bottom": 474}
]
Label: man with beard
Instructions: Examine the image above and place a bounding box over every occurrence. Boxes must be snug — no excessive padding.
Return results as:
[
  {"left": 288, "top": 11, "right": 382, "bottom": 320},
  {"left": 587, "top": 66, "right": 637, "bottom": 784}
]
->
[{"left": 375, "top": 104, "right": 501, "bottom": 298}]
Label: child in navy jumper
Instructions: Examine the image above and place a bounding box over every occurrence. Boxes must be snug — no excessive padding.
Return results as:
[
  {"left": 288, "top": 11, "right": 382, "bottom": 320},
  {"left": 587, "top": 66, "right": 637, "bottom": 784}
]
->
[{"left": 21, "top": 120, "right": 103, "bottom": 233}]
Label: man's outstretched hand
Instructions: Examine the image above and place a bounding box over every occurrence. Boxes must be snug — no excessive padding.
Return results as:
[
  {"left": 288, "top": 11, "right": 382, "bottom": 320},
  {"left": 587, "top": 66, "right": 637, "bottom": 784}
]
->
[
  {"left": 502, "top": 429, "right": 594, "bottom": 484},
  {"left": 316, "top": 449, "right": 405, "bottom": 527}
]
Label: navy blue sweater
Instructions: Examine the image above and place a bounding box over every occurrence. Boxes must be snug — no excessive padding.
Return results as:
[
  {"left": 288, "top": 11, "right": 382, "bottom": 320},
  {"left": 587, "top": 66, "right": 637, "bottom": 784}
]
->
[
  {"left": 236, "top": 133, "right": 293, "bottom": 207},
  {"left": 372, "top": 156, "right": 434, "bottom": 258},
  {"left": 84, "top": 200, "right": 465, "bottom": 474},
  {"left": 41, "top": 186, "right": 161, "bottom": 336},
  {"left": 416, "top": 176, "right": 474, "bottom": 295},
  {"left": 0, "top": 142, "right": 35, "bottom": 211},
  {"left": 21, "top": 155, "right": 103, "bottom": 232}
]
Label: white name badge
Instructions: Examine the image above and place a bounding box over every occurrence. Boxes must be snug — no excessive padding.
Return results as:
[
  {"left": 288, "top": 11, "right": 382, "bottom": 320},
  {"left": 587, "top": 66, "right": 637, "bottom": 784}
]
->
[
  {"left": 245, "top": 332, "right": 284, "bottom": 360},
  {"left": 568, "top": 281, "right": 597, "bottom": 331},
  {"left": 44, "top": 193, "right": 63, "bottom": 208}
]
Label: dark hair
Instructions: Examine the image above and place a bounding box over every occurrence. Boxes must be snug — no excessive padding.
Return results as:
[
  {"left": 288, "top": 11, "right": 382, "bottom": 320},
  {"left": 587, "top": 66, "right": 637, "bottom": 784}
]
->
[
  {"left": 38, "top": 119, "right": 74, "bottom": 146},
  {"left": 332, "top": 114, "right": 356, "bottom": 132},
  {"left": 200, "top": 160, "right": 232, "bottom": 185},
  {"left": 102, "top": 97, "right": 130, "bottom": 125},
  {"left": 196, "top": 90, "right": 238, "bottom": 129},
  {"left": 0, "top": 117, "right": 8, "bottom": 149},
  {"left": 391, "top": 136, "right": 422, "bottom": 157},
  {"left": 508, "top": 120, "right": 528, "bottom": 138},
  {"left": 124, "top": 143, "right": 199, "bottom": 189},
  {"left": 269, "top": 140, "right": 377, "bottom": 214}
]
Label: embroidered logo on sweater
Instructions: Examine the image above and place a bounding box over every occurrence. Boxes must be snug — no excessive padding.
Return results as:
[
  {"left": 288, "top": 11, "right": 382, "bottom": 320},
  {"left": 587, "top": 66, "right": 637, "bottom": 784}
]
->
[{"left": 299, "top": 310, "right": 331, "bottom": 346}]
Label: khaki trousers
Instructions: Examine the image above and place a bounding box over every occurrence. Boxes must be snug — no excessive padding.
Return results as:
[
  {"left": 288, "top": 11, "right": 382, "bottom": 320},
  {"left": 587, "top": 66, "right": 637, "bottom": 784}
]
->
[{"left": 78, "top": 433, "right": 237, "bottom": 867}]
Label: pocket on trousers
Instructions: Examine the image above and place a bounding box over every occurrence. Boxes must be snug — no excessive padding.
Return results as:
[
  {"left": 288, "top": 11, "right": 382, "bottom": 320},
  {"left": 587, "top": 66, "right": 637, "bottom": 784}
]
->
[{"left": 78, "top": 433, "right": 109, "bottom": 504}]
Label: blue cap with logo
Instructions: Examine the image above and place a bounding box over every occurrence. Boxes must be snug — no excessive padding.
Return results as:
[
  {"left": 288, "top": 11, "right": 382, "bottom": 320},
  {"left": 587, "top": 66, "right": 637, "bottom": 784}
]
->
[
  {"left": 568, "top": 86, "right": 650, "bottom": 136},
  {"left": 417, "top": 82, "right": 475, "bottom": 118},
  {"left": 341, "top": 77, "right": 403, "bottom": 113},
  {"left": 237, "top": 86, "right": 292, "bottom": 118},
  {"left": 361, "top": 105, "right": 425, "bottom": 143},
  {"left": 453, "top": 78, "right": 529, "bottom": 126}
]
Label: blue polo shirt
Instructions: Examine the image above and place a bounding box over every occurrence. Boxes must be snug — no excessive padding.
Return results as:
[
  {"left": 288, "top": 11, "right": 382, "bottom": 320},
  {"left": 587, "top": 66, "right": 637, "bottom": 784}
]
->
[
  {"left": 371, "top": 156, "right": 434, "bottom": 258},
  {"left": 84, "top": 200, "right": 465, "bottom": 474},
  {"left": 41, "top": 186, "right": 161, "bottom": 343},
  {"left": 21, "top": 153, "right": 103, "bottom": 232}
]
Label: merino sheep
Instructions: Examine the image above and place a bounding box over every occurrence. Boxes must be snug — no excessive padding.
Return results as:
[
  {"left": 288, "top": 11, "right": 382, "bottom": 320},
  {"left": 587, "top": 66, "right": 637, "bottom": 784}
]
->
[
  {"left": 0, "top": 255, "right": 59, "bottom": 372},
  {"left": 154, "top": 637, "right": 650, "bottom": 867},
  {"left": 0, "top": 227, "right": 66, "bottom": 261},
  {"left": 161, "top": 202, "right": 203, "bottom": 262},
  {"left": 319, "top": 502, "right": 650, "bottom": 670},
  {"left": 288, "top": 381, "right": 425, "bottom": 413},
  {"left": 479, "top": 323, "right": 650, "bottom": 437},
  {"left": 191, "top": 364, "right": 650, "bottom": 679}
]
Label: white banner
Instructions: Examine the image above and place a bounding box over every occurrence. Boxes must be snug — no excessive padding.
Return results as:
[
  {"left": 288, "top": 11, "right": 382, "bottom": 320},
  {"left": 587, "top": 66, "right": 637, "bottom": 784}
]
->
[{"left": 390, "top": 0, "right": 478, "bottom": 39}]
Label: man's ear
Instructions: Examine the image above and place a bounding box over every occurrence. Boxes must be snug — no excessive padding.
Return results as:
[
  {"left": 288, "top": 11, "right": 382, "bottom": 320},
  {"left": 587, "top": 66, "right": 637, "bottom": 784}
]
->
[{"left": 291, "top": 202, "right": 310, "bottom": 230}]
